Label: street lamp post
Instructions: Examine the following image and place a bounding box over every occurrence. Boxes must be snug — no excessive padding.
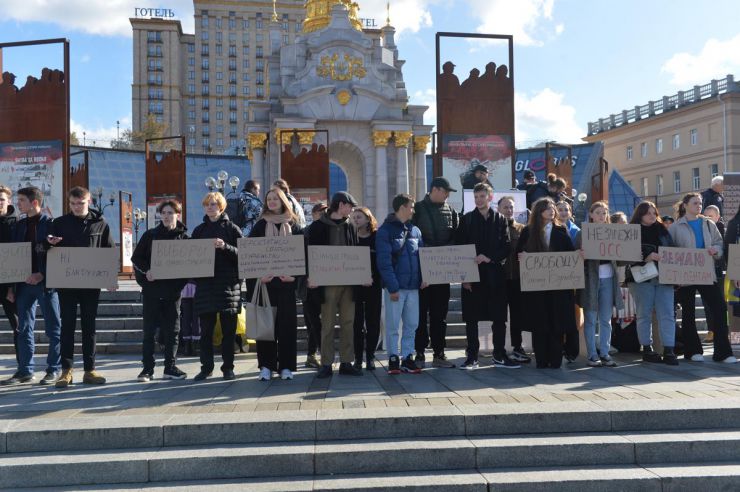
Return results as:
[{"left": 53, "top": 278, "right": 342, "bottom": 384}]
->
[
  {"left": 205, "top": 170, "right": 240, "bottom": 197},
  {"left": 91, "top": 186, "right": 116, "bottom": 215},
  {"left": 127, "top": 208, "right": 148, "bottom": 243}
]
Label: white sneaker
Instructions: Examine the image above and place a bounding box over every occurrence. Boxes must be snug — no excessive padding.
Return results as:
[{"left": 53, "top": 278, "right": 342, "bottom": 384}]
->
[
  {"left": 721, "top": 356, "right": 738, "bottom": 364},
  {"left": 258, "top": 367, "right": 272, "bottom": 381},
  {"left": 280, "top": 369, "right": 293, "bottom": 380},
  {"left": 690, "top": 354, "right": 705, "bottom": 362}
]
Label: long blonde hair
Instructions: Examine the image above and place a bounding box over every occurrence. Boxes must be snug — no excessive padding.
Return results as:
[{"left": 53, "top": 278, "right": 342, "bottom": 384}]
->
[{"left": 261, "top": 187, "right": 298, "bottom": 222}]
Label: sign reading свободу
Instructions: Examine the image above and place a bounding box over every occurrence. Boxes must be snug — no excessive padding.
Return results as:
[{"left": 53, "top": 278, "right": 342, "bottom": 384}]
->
[
  {"left": 238, "top": 235, "right": 305, "bottom": 279},
  {"left": 307, "top": 246, "right": 371, "bottom": 286},
  {"left": 658, "top": 247, "right": 714, "bottom": 285},
  {"left": 519, "top": 251, "right": 584, "bottom": 291},
  {"left": 46, "top": 247, "right": 119, "bottom": 290},
  {"left": 0, "top": 242, "right": 31, "bottom": 283},
  {"left": 150, "top": 239, "right": 215, "bottom": 280},
  {"left": 419, "top": 245, "right": 479, "bottom": 285},
  {"left": 582, "top": 223, "right": 642, "bottom": 262}
]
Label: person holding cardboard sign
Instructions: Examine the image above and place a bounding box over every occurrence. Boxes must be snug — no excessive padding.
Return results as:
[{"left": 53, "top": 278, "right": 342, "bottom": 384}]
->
[
  {"left": 49, "top": 187, "right": 116, "bottom": 388},
  {"left": 624, "top": 201, "right": 678, "bottom": 365},
  {"left": 515, "top": 197, "right": 577, "bottom": 369},
  {"left": 248, "top": 187, "right": 304, "bottom": 382},
  {"left": 306, "top": 192, "right": 362, "bottom": 378},
  {"left": 456, "top": 183, "right": 516, "bottom": 369},
  {"left": 575, "top": 201, "right": 623, "bottom": 368},
  {"left": 1, "top": 187, "right": 61, "bottom": 386},
  {"left": 670, "top": 193, "right": 735, "bottom": 363},
  {"left": 0, "top": 185, "right": 19, "bottom": 368},
  {"left": 191, "top": 192, "right": 243, "bottom": 381},
  {"left": 131, "top": 199, "right": 189, "bottom": 382}
]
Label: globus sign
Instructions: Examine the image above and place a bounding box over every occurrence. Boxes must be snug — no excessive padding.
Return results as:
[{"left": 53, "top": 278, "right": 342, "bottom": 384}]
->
[{"left": 514, "top": 155, "right": 579, "bottom": 173}]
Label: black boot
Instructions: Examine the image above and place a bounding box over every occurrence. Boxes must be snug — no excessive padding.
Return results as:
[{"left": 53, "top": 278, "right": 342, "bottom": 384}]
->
[
  {"left": 642, "top": 345, "right": 662, "bottom": 363},
  {"left": 663, "top": 346, "right": 679, "bottom": 366}
]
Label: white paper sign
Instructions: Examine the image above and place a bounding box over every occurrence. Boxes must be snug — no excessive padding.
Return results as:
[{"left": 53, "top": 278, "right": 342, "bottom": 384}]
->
[
  {"left": 238, "top": 235, "right": 306, "bottom": 279},
  {"left": 150, "top": 239, "right": 215, "bottom": 280},
  {"left": 307, "top": 246, "right": 371, "bottom": 286},
  {"left": 419, "top": 244, "right": 480, "bottom": 285},
  {"left": 0, "top": 242, "right": 32, "bottom": 283},
  {"left": 46, "top": 247, "right": 119, "bottom": 289}
]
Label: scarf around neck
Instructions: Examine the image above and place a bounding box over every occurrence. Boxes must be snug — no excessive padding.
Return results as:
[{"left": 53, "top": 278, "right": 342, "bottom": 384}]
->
[{"left": 263, "top": 213, "right": 292, "bottom": 236}]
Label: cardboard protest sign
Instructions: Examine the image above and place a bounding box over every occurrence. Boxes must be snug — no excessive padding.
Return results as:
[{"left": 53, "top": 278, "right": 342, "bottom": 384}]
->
[
  {"left": 150, "top": 239, "right": 215, "bottom": 280},
  {"left": 0, "top": 242, "right": 31, "bottom": 283},
  {"left": 238, "top": 235, "right": 305, "bottom": 279},
  {"left": 419, "top": 245, "right": 480, "bottom": 285},
  {"left": 727, "top": 244, "right": 740, "bottom": 281},
  {"left": 658, "top": 247, "right": 715, "bottom": 285},
  {"left": 519, "top": 251, "right": 585, "bottom": 291},
  {"left": 582, "top": 223, "right": 642, "bottom": 261},
  {"left": 308, "top": 246, "right": 371, "bottom": 286},
  {"left": 46, "top": 247, "right": 119, "bottom": 289}
]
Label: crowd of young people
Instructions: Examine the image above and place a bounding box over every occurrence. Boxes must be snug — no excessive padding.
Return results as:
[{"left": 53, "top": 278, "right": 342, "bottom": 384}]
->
[{"left": 0, "top": 176, "right": 737, "bottom": 386}]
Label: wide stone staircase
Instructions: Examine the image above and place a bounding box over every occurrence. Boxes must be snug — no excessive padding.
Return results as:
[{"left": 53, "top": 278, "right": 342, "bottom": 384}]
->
[
  {"left": 2, "top": 401, "right": 740, "bottom": 490},
  {"left": 0, "top": 284, "right": 709, "bottom": 355}
]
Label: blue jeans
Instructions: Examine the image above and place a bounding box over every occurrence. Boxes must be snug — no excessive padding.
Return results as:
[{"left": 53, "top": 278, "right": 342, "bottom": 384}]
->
[
  {"left": 628, "top": 279, "right": 675, "bottom": 348},
  {"left": 584, "top": 277, "right": 614, "bottom": 360},
  {"left": 384, "top": 289, "right": 419, "bottom": 359},
  {"left": 16, "top": 283, "right": 62, "bottom": 376}
]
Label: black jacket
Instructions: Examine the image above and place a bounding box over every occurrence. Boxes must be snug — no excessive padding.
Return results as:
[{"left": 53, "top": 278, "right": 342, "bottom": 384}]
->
[
  {"left": 50, "top": 209, "right": 115, "bottom": 248},
  {"left": 306, "top": 212, "right": 358, "bottom": 302},
  {"left": 191, "top": 213, "right": 242, "bottom": 315},
  {"left": 412, "top": 195, "right": 459, "bottom": 247},
  {"left": 131, "top": 221, "right": 189, "bottom": 300},
  {"left": 702, "top": 188, "right": 723, "bottom": 217},
  {"left": 0, "top": 205, "right": 17, "bottom": 244}
]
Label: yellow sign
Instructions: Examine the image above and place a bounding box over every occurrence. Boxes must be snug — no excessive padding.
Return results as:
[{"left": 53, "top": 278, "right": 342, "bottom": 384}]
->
[{"left": 317, "top": 53, "right": 366, "bottom": 81}]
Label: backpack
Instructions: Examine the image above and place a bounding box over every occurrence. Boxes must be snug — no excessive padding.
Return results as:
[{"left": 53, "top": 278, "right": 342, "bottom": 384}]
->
[{"left": 231, "top": 195, "right": 248, "bottom": 228}]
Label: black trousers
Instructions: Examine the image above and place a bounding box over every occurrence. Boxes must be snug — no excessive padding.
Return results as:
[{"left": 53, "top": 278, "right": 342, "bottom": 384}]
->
[
  {"left": 303, "top": 295, "right": 322, "bottom": 356},
  {"left": 416, "top": 283, "right": 450, "bottom": 356},
  {"left": 179, "top": 298, "right": 200, "bottom": 341},
  {"left": 465, "top": 320, "right": 507, "bottom": 359},
  {"left": 677, "top": 282, "right": 733, "bottom": 360},
  {"left": 353, "top": 285, "right": 382, "bottom": 362},
  {"left": 142, "top": 295, "right": 181, "bottom": 371},
  {"left": 58, "top": 289, "right": 100, "bottom": 371},
  {"left": 199, "top": 311, "right": 238, "bottom": 373},
  {"left": 1, "top": 295, "right": 19, "bottom": 364},
  {"left": 257, "top": 288, "right": 297, "bottom": 372},
  {"left": 505, "top": 279, "right": 524, "bottom": 349}
]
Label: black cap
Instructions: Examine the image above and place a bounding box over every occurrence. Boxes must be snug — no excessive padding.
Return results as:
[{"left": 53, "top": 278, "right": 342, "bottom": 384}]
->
[
  {"left": 472, "top": 164, "right": 488, "bottom": 173},
  {"left": 330, "top": 191, "right": 358, "bottom": 207},
  {"left": 523, "top": 169, "right": 535, "bottom": 180},
  {"left": 661, "top": 215, "right": 674, "bottom": 222},
  {"left": 430, "top": 176, "right": 457, "bottom": 192}
]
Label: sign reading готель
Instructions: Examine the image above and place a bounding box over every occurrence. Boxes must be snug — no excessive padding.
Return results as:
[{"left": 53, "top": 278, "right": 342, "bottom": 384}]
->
[{"left": 134, "top": 7, "right": 175, "bottom": 18}]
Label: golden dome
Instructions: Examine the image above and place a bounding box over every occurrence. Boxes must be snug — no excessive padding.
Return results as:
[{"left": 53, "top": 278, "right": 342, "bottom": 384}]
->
[{"left": 303, "top": 0, "right": 362, "bottom": 33}]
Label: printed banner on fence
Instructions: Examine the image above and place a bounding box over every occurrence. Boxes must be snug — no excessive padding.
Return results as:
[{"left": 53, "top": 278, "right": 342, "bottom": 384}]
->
[
  {"left": 419, "top": 245, "right": 480, "bottom": 285},
  {"left": 150, "top": 239, "right": 215, "bottom": 280},
  {"left": 238, "top": 235, "right": 306, "bottom": 279},
  {"left": 46, "top": 247, "right": 119, "bottom": 289},
  {"left": 307, "top": 246, "right": 371, "bottom": 286},
  {"left": 658, "top": 247, "right": 715, "bottom": 285},
  {"left": 0, "top": 242, "right": 32, "bottom": 283},
  {"left": 582, "top": 223, "right": 642, "bottom": 261},
  {"left": 727, "top": 244, "right": 740, "bottom": 281},
  {"left": 519, "top": 251, "right": 585, "bottom": 291}
]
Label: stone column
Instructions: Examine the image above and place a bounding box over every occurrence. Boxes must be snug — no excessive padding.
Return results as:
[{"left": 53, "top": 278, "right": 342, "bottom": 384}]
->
[
  {"left": 395, "top": 131, "right": 413, "bottom": 196},
  {"left": 373, "top": 130, "right": 392, "bottom": 220},
  {"left": 413, "top": 136, "right": 430, "bottom": 200},
  {"left": 247, "top": 133, "right": 268, "bottom": 190}
]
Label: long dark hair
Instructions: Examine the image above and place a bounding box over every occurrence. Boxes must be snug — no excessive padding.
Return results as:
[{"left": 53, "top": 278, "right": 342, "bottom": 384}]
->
[
  {"left": 526, "top": 197, "right": 559, "bottom": 252},
  {"left": 674, "top": 192, "right": 701, "bottom": 218},
  {"left": 630, "top": 201, "right": 661, "bottom": 225}
]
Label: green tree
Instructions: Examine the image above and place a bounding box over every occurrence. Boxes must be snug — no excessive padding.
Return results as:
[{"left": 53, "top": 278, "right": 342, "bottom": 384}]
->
[
  {"left": 70, "top": 131, "right": 80, "bottom": 145},
  {"left": 116, "top": 115, "right": 173, "bottom": 151}
]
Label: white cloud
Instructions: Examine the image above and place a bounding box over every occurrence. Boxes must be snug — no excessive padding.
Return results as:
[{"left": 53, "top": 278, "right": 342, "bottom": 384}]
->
[
  {"left": 358, "top": 0, "right": 434, "bottom": 36},
  {"left": 465, "top": 0, "right": 561, "bottom": 47},
  {"left": 515, "top": 88, "right": 584, "bottom": 145},
  {"left": 0, "top": 0, "right": 194, "bottom": 37},
  {"left": 71, "top": 116, "right": 131, "bottom": 147},
  {"left": 661, "top": 34, "right": 740, "bottom": 86}
]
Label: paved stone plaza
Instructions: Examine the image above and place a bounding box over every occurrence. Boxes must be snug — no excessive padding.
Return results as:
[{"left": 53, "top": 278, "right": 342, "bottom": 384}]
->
[{"left": 1, "top": 347, "right": 739, "bottom": 418}]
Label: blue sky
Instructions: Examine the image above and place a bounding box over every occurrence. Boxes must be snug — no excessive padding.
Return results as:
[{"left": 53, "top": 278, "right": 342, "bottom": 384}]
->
[{"left": 1, "top": 0, "right": 739, "bottom": 148}]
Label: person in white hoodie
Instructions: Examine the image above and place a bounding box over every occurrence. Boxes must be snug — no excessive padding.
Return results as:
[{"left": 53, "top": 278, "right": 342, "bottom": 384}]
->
[{"left": 669, "top": 192, "right": 736, "bottom": 364}]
